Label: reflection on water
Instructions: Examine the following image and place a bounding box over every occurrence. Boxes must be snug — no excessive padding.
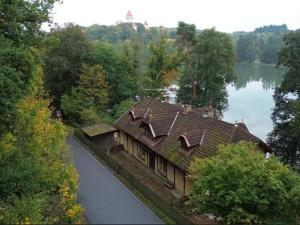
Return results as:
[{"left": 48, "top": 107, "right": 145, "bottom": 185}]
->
[
  {"left": 224, "top": 63, "right": 285, "bottom": 141},
  {"left": 234, "top": 63, "right": 284, "bottom": 90}
]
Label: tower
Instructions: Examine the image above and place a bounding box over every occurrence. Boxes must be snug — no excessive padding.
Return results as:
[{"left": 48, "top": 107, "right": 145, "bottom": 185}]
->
[{"left": 126, "top": 10, "right": 133, "bottom": 23}]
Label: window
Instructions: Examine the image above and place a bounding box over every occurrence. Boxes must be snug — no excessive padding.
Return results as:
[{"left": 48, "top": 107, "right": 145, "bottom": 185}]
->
[
  {"left": 113, "top": 132, "right": 118, "bottom": 141},
  {"left": 181, "top": 139, "right": 188, "bottom": 152},
  {"left": 138, "top": 147, "right": 146, "bottom": 160},
  {"left": 158, "top": 157, "right": 167, "bottom": 176}
]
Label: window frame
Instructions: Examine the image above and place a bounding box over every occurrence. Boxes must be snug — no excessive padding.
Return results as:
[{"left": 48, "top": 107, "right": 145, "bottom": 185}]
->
[{"left": 158, "top": 157, "right": 167, "bottom": 176}]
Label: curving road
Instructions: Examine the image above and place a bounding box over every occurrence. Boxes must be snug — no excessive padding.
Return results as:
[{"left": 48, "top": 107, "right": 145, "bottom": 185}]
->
[{"left": 67, "top": 136, "right": 162, "bottom": 224}]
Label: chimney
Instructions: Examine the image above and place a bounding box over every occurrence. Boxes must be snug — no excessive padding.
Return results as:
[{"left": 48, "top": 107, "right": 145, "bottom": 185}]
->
[
  {"left": 163, "top": 95, "right": 170, "bottom": 103},
  {"left": 183, "top": 104, "right": 192, "bottom": 114},
  {"left": 207, "top": 109, "right": 214, "bottom": 118}
]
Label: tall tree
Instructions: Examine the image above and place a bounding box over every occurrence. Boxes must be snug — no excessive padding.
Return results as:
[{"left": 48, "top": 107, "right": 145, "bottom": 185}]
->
[
  {"left": 60, "top": 64, "right": 108, "bottom": 123},
  {"left": 144, "top": 36, "right": 182, "bottom": 97},
  {"left": 0, "top": 0, "right": 59, "bottom": 46},
  {"left": 44, "top": 24, "right": 92, "bottom": 107},
  {"left": 236, "top": 33, "right": 258, "bottom": 63},
  {"left": 267, "top": 30, "right": 300, "bottom": 170},
  {"left": 177, "top": 28, "right": 236, "bottom": 113},
  {"left": 0, "top": 0, "right": 58, "bottom": 135},
  {"left": 89, "top": 41, "right": 136, "bottom": 108}
]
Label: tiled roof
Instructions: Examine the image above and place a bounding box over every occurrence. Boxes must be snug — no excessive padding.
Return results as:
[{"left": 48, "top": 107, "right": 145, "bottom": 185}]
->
[{"left": 113, "top": 97, "right": 271, "bottom": 171}]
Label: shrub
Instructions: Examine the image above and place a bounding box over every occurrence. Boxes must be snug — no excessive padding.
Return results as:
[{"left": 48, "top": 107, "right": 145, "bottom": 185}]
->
[{"left": 188, "top": 142, "right": 300, "bottom": 224}]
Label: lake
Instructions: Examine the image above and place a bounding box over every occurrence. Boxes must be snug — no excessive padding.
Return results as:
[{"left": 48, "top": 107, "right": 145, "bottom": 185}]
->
[
  {"left": 223, "top": 63, "right": 285, "bottom": 141},
  {"left": 167, "top": 63, "right": 285, "bottom": 141}
]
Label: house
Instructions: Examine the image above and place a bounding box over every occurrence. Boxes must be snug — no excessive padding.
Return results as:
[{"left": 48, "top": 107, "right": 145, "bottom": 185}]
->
[{"left": 113, "top": 97, "right": 271, "bottom": 196}]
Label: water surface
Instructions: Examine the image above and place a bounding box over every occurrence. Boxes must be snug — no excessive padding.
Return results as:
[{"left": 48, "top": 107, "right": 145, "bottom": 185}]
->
[{"left": 223, "top": 63, "right": 285, "bottom": 141}]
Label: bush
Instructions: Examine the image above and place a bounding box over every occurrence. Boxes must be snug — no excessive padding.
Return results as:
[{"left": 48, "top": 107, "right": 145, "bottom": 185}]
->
[{"left": 188, "top": 142, "right": 300, "bottom": 224}]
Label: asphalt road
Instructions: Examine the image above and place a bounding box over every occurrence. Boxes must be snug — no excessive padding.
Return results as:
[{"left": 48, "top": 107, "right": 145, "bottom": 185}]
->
[{"left": 67, "top": 136, "right": 162, "bottom": 224}]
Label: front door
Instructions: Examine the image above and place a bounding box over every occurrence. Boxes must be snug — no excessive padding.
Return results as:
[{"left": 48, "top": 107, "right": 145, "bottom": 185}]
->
[{"left": 149, "top": 151, "right": 155, "bottom": 170}]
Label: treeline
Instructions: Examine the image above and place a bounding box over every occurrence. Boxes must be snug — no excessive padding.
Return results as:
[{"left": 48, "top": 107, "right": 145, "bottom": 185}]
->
[
  {"left": 234, "top": 25, "right": 288, "bottom": 64},
  {"left": 84, "top": 23, "right": 288, "bottom": 65},
  {"left": 0, "top": 1, "right": 83, "bottom": 223}
]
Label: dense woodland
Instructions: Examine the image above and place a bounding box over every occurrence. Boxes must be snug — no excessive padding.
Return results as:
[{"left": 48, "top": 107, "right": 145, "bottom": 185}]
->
[
  {"left": 1, "top": 0, "right": 300, "bottom": 224},
  {"left": 0, "top": 1, "right": 83, "bottom": 223}
]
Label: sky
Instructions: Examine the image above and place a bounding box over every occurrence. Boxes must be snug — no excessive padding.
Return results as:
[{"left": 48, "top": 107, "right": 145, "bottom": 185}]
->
[{"left": 47, "top": 0, "right": 300, "bottom": 33}]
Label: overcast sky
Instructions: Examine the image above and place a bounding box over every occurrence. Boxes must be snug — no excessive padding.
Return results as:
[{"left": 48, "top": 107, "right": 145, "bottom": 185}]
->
[{"left": 48, "top": 0, "right": 300, "bottom": 32}]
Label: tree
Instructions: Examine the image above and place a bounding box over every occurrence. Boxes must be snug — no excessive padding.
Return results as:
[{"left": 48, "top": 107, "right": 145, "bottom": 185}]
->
[
  {"left": 0, "top": 0, "right": 59, "bottom": 46},
  {"left": 188, "top": 142, "right": 300, "bottom": 224},
  {"left": 77, "top": 64, "right": 108, "bottom": 108},
  {"left": 236, "top": 33, "right": 258, "bottom": 63},
  {"left": 0, "top": 38, "right": 36, "bottom": 134},
  {"left": 0, "top": 0, "right": 58, "bottom": 135},
  {"left": 177, "top": 28, "right": 236, "bottom": 113},
  {"left": 267, "top": 30, "right": 300, "bottom": 170},
  {"left": 0, "top": 96, "right": 84, "bottom": 224},
  {"left": 259, "top": 34, "right": 284, "bottom": 64},
  {"left": 44, "top": 24, "right": 92, "bottom": 107},
  {"left": 61, "top": 64, "right": 108, "bottom": 123},
  {"left": 114, "top": 99, "right": 136, "bottom": 119},
  {"left": 89, "top": 41, "right": 136, "bottom": 107},
  {"left": 144, "top": 36, "right": 182, "bottom": 97}
]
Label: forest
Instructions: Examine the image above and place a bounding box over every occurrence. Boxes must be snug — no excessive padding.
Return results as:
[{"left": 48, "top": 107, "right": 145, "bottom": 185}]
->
[{"left": 84, "top": 23, "right": 288, "bottom": 64}]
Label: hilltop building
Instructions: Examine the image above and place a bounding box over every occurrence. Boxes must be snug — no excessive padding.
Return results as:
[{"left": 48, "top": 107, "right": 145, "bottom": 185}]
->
[{"left": 116, "top": 10, "right": 149, "bottom": 31}]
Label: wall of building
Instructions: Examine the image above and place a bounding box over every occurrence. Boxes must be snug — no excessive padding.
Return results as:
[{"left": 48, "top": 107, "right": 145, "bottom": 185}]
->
[
  {"left": 167, "top": 162, "right": 175, "bottom": 185},
  {"left": 120, "top": 130, "right": 187, "bottom": 195},
  {"left": 120, "top": 131, "right": 148, "bottom": 166},
  {"left": 175, "top": 167, "right": 185, "bottom": 195},
  {"left": 92, "top": 132, "right": 115, "bottom": 147}
]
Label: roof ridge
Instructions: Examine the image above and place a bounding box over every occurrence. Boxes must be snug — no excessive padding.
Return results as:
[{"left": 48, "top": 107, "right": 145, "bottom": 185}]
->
[{"left": 167, "top": 111, "right": 179, "bottom": 136}]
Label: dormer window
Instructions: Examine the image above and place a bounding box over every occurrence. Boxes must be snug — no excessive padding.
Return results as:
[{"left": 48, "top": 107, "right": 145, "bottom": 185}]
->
[
  {"left": 178, "top": 130, "right": 206, "bottom": 154},
  {"left": 179, "top": 133, "right": 191, "bottom": 153},
  {"left": 181, "top": 138, "right": 189, "bottom": 152},
  {"left": 129, "top": 107, "right": 150, "bottom": 123}
]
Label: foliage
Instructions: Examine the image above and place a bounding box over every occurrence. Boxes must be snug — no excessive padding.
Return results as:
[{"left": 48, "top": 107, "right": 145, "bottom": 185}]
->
[
  {"left": 78, "top": 64, "right": 108, "bottom": 108},
  {"left": 89, "top": 41, "right": 137, "bottom": 107},
  {"left": 0, "top": 96, "right": 84, "bottom": 224},
  {"left": 114, "top": 99, "right": 136, "bottom": 119},
  {"left": 188, "top": 142, "right": 300, "bottom": 224},
  {"left": 0, "top": 34, "right": 36, "bottom": 135},
  {"left": 44, "top": 24, "right": 92, "bottom": 107},
  {"left": 0, "top": 0, "right": 59, "bottom": 46},
  {"left": 0, "top": 0, "right": 58, "bottom": 135},
  {"left": 267, "top": 30, "right": 300, "bottom": 170},
  {"left": 144, "top": 36, "right": 182, "bottom": 97},
  {"left": 254, "top": 24, "right": 289, "bottom": 34},
  {"left": 233, "top": 25, "right": 288, "bottom": 64},
  {"left": 177, "top": 28, "right": 236, "bottom": 113},
  {"left": 236, "top": 34, "right": 259, "bottom": 63},
  {"left": 61, "top": 64, "right": 108, "bottom": 124}
]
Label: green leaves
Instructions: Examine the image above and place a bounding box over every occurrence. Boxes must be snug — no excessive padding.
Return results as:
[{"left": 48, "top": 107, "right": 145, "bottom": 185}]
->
[
  {"left": 188, "top": 142, "right": 300, "bottom": 224},
  {"left": 44, "top": 24, "right": 92, "bottom": 107},
  {"left": 177, "top": 27, "right": 236, "bottom": 113},
  {"left": 267, "top": 30, "right": 300, "bottom": 170}
]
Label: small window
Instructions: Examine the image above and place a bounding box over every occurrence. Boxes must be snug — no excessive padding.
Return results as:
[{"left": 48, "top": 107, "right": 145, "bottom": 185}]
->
[
  {"left": 181, "top": 139, "right": 188, "bottom": 152},
  {"left": 113, "top": 132, "right": 118, "bottom": 140},
  {"left": 138, "top": 147, "right": 146, "bottom": 160},
  {"left": 158, "top": 157, "right": 167, "bottom": 176}
]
